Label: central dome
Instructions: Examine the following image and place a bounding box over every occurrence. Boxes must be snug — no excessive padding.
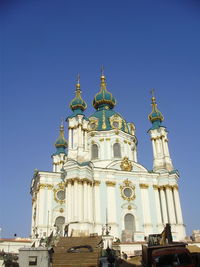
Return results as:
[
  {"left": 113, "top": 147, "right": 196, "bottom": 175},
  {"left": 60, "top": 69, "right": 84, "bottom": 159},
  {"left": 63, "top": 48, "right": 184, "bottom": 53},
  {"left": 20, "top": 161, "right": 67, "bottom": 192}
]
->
[
  {"left": 93, "top": 75, "right": 116, "bottom": 110},
  {"left": 90, "top": 73, "right": 130, "bottom": 133}
]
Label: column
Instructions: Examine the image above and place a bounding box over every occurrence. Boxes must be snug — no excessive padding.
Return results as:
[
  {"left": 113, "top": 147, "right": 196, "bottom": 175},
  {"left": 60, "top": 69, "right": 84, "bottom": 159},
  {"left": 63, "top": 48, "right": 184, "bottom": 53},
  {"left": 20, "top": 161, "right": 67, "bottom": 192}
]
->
[
  {"left": 78, "top": 180, "right": 83, "bottom": 222},
  {"left": 74, "top": 179, "right": 78, "bottom": 221},
  {"left": 65, "top": 183, "right": 68, "bottom": 223},
  {"left": 173, "top": 185, "right": 183, "bottom": 224},
  {"left": 83, "top": 180, "right": 88, "bottom": 222},
  {"left": 159, "top": 187, "right": 168, "bottom": 223},
  {"left": 152, "top": 139, "right": 157, "bottom": 159},
  {"left": 78, "top": 125, "right": 82, "bottom": 147},
  {"left": 68, "top": 128, "right": 72, "bottom": 149},
  {"left": 87, "top": 182, "right": 92, "bottom": 222},
  {"left": 134, "top": 149, "right": 137, "bottom": 162},
  {"left": 94, "top": 181, "right": 101, "bottom": 224},
  {"left": 153, "top": 185, "right": 163, "bottom": 229},
  {"left": 84, "top": 130, "right": 88, "bottom": 150},
  {"left": 38, "top": 185, "right": 46, "bottom": 226},
  {"left": 47, "top": 185, "right": 53, "bottom": 232},
  {"left": 165, "top": 185, "right": 176, "bottom": 224},
  {"left": 140, "top": 184, "right": 152, "bottom": 234},
  {"left": 67, "top": 181, "right": 72, "bottom": 223},
  {"left": 106, "top": 182, "right": 116, "bottom": 223}
]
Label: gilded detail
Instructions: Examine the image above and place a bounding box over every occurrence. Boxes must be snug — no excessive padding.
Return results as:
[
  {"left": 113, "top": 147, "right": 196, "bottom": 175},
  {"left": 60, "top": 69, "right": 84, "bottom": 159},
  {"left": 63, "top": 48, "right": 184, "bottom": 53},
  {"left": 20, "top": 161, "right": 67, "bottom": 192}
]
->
[
  {"left": 102, "top": 110, "right": 107, "bottom": 130},
  {"left": 89, "top": 117, "right": 98, "bottom": 131},
  {"left": 94, "top": 180, "right": 101, "bottom": 186},
  {"left": 38, "top": 184, "right": 53, "bottom": 191},
  {"left": 120, "top": 157, "right": 133, "bottom": 172},
  {"left": 65, "top": 178, "right": 92, "bottom": 185},
  {"left": 140, "top": 184, "right": 149, "bottom": 189},
  {"left": 120, "top": 179, "right": 135, "bottom": 201},
  {"left": 105, "top": 181, "right": 116, "bottom": 187},
  {"left": 109, "top": 114, "right": 122, "bottom": 130}
]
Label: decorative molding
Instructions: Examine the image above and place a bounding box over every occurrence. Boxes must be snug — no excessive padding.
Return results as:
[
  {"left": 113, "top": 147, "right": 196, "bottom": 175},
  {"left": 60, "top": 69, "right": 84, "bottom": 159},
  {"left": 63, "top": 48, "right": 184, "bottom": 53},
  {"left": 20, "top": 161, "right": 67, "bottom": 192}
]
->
[
  {"left": 120, "top": 157, "right": 133, "bottom": 171},
  {"left": 37, "top": 183, "right": 53, "bottom": 191},
  {"left": 115, "top": 129, "right": 119, "bottom": 135},
  {"left": 109, "top": 114, "right": 122, "bottom": 130},
  {"left": 99, "top": 138, "right": 104, "bottom": 142},
  {"left": 65, "top": 178, "right": 92, "bottom": 185},
  {"left": 165, "top": 185, "right": 172, "bottom": 190},
  {"left": 59, "top": 208, "right": 64, "bottom": 213},
  {"left": 153, "top": 185, "right": 159, "bottom": 190},
  {"left": 159, "top": 185, "right": 165, "bottom": 190},
  {"left": 120, "top": 179, "right": 135, "bottom": 201},
  {"left": 172, "top": 184, "right": 179, "bottom": 190},
  {"left": 106, "top": 138, "right": 110, "bottom": 141},
  {"left": 105, "top": 181, "right": 116, "bottom": 187},
  {"left": 139, "top": 184, "right": 149, "bottom": 189},
  {"left": 89, "top": 117, "right": 98, "bottom": 131},
  {"left": 94, "top": 180, "right": 101, "bottom": 186}
]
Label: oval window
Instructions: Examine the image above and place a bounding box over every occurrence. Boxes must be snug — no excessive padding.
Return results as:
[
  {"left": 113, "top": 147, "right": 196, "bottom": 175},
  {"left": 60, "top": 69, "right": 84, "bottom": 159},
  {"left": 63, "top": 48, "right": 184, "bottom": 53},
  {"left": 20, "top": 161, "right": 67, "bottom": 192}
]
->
[{"left": 57, "top": 190, "right": 65, "bottom": 200}]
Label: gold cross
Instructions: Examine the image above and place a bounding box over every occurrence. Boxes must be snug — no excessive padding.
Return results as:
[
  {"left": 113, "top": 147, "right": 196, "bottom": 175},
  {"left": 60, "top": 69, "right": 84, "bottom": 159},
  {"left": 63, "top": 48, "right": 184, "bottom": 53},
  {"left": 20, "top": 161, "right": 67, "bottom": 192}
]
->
[
  {"left": 77, "top": 73, "right": 80, "bottom": 84},
  {"left": 150, "top": 88, "right": 155, "bottom": 97},
  {"left": 101, "top": 65, "right": 104, "bottom": 76}
]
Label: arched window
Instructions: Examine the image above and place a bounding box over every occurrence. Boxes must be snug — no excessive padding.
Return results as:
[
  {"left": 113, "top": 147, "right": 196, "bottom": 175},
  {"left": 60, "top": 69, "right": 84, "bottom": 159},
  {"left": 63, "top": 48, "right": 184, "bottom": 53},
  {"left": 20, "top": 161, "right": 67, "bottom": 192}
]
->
[
  {"left": 113, "top": 143, "right": 121, "bottom": 158},
  {"left": 91, "top": 144, "right": 99, "bottom": 159},
  {"left": 124, "top": 213, "right": 135, "bottom": 231}
]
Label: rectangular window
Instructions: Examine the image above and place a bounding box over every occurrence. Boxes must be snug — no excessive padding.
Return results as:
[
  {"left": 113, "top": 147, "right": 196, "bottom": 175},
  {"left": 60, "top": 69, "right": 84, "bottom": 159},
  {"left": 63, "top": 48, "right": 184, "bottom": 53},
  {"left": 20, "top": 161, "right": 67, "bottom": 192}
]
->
[{"left": 29, "top": 256, "right": 37, "bottom": 266}]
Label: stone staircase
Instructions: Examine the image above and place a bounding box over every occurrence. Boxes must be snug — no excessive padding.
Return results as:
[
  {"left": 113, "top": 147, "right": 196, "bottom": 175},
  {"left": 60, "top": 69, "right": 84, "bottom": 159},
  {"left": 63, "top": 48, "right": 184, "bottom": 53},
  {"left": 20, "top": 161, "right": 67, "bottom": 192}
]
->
[{"left": 52, "top": 236, "right": 102, "bottom": 267}]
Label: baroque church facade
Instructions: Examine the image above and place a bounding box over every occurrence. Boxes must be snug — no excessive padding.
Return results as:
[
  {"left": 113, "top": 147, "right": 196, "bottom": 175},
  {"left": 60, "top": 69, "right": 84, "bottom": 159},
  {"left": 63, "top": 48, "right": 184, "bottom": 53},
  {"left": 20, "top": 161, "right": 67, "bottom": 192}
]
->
[{"left": 30, "top": 73, "right": 186, "bottom": 242}]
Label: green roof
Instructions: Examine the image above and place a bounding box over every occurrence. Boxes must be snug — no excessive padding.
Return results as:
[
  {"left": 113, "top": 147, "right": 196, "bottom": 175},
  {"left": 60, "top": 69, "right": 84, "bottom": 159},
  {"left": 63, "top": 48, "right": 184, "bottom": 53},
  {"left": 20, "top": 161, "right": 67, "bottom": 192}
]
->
[{"left": 89, "top": 107, "right": 130, "bottom": 133}]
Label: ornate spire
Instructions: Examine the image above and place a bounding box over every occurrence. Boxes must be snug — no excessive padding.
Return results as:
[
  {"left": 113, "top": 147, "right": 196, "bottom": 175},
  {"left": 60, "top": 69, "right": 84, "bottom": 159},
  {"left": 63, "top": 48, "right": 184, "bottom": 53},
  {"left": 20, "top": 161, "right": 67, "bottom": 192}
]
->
[
  {"left": 93, "top": 67, "right": 116, "bottom": 110},
  {"left": 70, "top": 75, "right": 87, "bottom": 113},
  {"left": 148, "top": 89, "right": 164, "bottom": 129},
  {"left": 54, "top": 121, "right": 68, "bottom": 155}
]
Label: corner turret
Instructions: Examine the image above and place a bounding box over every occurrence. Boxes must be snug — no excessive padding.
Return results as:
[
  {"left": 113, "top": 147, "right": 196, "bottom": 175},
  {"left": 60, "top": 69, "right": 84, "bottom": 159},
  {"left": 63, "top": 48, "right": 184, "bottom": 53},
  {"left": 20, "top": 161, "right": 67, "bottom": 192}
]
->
[
  {"left": 52, "top": 122, "right": 67, "bottom": 172},
  {"left": 148, "top": 90, "right": 173, "bottom": 172},
  {"left": 67, "top": 76, "right": 89, "bottom": 163},
  {"left": 69, "top": 74, "right": 87, "bottom": 117}
]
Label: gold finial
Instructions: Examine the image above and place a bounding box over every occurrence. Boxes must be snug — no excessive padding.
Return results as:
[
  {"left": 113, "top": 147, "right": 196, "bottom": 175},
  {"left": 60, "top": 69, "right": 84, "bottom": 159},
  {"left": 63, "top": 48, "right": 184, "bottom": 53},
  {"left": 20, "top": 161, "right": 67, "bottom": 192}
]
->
[
  {"left": 60, "top": 118, "right": 64, "bottom": 128},
  {"left": 60, "top": 118, "right": 64, "bottom": 136},
  {"left": 100, "top": 65, "right": 106, "bottom": 82},
  {"left": 150, "top": 88, "right": 156, "bottom": 103},
  {"left": 76, "top": 73, "right": 80, "bottom": 90}
]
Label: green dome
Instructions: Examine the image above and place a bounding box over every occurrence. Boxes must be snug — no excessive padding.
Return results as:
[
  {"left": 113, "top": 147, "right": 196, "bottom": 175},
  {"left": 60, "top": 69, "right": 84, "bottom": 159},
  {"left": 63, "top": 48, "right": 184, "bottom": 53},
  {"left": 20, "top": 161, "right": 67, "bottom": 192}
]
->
[
  {"left": 148, "top": 96, "right": 164, "bottom": 129},
  {"left": 54, "top": 124, "right": 67, "bottom": 155},
  {"left": 89, "top": 108, "right": 130, "bottom": 133},
  {"left": 93, "top": 75, "right": 116, "bottom": 110},
  {"left": 70, "top": 83, "right": 87, "bottom": 112}
]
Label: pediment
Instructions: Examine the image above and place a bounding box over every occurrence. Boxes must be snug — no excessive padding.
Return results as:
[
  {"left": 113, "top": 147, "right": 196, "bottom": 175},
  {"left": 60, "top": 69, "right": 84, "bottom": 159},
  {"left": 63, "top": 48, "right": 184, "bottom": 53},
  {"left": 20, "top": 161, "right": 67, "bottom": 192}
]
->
[{"left": 106, "top": 160, "right": 148, "bottom": 173}]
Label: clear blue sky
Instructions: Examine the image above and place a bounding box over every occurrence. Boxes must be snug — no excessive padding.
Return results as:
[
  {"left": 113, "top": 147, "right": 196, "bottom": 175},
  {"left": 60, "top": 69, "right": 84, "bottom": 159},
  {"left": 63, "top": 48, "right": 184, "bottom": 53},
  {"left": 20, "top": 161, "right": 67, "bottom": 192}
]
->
[{"left": 0, "top": 0, "right": 199, "bottom": 238}]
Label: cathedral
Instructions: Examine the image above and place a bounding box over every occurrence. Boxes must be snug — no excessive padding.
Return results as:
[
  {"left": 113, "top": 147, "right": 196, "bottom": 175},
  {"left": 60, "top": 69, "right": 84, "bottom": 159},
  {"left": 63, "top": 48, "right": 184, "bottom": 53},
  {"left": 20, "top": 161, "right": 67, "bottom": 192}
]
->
[{"left": 30, "top": 72, "right": 186, "bottom": 243}]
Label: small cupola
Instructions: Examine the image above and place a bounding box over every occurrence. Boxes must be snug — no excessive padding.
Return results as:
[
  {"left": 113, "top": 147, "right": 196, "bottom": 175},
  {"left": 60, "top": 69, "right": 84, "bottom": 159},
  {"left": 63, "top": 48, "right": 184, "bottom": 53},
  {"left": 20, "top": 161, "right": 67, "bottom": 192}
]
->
[
  {"left": 70, "top": 75, "right": 87, "bottom": 115},
  {"left": 148, "top": 90, "right": 164, "bottom": 129},
  {"left": 54, "top": 122, "right": 68, "bottom": 155}
]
